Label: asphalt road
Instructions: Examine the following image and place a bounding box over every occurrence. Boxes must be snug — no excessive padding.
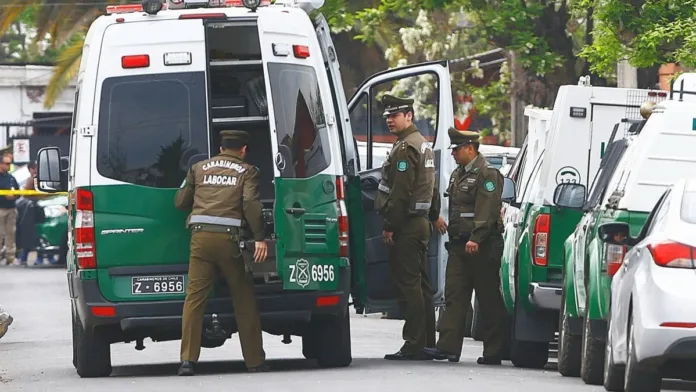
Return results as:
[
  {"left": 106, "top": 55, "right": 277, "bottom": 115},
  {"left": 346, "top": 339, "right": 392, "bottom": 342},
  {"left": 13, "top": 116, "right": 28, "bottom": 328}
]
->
[{"left": 1, "top": 265, "right": 695, "bottom": 392}]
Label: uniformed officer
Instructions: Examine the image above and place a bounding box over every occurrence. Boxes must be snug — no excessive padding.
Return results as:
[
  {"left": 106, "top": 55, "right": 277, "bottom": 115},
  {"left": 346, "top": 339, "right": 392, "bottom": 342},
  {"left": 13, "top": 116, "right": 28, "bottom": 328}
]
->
[
  {"left": 175, "top": 130, "right": 269, "bottom": 376},
  {"left": 424, "top": 127, "right": 507, "bottom": 365},
  {"left": 376, "top": 94, "right": 444, "bottom": 360}
]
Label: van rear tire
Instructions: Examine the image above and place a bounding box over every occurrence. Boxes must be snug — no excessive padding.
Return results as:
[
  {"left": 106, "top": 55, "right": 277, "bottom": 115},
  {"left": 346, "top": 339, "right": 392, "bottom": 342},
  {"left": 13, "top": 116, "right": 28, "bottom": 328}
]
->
[
  {"left": 306, "top": 309, "right": 352, "bottom": 368},
  {"left": 73, "top": 314, "right": 112, "bottom": 378}
]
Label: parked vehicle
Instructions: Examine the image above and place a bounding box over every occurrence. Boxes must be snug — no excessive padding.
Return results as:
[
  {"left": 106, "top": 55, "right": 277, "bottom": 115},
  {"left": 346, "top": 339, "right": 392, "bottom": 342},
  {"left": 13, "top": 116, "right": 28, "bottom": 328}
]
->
[
  {"left": 500, "top": 80, "right": 658, "bottom": 369},
  {"left": 556, "top": 75, "right": 696, "bottom": 384},
  {"left": 599, "top": 176, "right": 696, "bottom": 392}
]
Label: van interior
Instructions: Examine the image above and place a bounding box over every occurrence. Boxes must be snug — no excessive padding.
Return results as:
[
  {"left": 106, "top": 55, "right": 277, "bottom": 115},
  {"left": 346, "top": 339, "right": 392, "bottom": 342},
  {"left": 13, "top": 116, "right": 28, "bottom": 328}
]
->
[{"left": 205, "top": 21, "right": 279, "bottom": 283}]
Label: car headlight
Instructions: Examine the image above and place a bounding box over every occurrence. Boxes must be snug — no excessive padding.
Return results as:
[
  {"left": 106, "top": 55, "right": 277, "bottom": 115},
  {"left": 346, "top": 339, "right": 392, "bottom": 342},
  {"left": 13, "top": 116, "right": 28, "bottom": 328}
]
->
[{"left": 44, "top": 205, "right": 67, "bottom": 219}]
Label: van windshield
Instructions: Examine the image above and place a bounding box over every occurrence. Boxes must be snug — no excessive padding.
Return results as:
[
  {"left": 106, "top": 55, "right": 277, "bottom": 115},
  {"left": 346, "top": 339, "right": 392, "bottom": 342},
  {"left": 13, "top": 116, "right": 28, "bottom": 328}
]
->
[{"left": 96, "top": 71, "right": 209, "bottom": 188}]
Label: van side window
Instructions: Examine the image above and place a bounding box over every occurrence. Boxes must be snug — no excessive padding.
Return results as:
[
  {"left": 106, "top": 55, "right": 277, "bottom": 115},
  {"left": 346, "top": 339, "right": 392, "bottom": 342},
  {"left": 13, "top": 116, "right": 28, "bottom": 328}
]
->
[
  {"left": 96, "top": 72, "right": 208, "bottom": 188},
  {"left": 267, "top": 63, "right": 331, "bottom": 178},
  {"left": 69, "top": 89, "right": 80, "bottom": 181},
  {"left": 350, "top": 73, "right": 439, "bottom": 170}
]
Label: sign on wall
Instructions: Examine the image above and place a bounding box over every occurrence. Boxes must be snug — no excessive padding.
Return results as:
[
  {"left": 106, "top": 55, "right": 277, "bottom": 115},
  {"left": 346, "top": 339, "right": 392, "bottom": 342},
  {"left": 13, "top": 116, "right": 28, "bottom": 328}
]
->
[{"left": 13, "top": 139, "right": 30, "bottom": 163}]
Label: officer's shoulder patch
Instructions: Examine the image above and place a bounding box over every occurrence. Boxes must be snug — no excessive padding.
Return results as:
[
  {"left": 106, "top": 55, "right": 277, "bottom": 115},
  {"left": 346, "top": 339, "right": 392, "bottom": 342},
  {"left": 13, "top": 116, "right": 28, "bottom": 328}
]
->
[
  {"left": 397, "top": 160, "right": 408, "bottom": 172},
  {"left": 484, "top": 180, "right": 495, "bottom": 192}
]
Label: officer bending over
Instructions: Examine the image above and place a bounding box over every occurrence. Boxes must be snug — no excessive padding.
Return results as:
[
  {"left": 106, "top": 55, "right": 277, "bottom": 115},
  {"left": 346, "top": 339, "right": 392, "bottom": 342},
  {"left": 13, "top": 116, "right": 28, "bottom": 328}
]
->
[
  {"left": 175, "top": 130, "right": 269, "bottom": 375},
  {"left": 424, "top": 128, "right": 507, "bottom": 365},
  {"left": 376, "top": 94, "right": 442, "bottom": 361}
]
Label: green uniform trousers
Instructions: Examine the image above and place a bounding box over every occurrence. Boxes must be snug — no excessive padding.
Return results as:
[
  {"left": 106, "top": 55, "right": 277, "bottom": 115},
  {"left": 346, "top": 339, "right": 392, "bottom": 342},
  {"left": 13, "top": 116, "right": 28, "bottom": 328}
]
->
[
  {"left": 436, "top": 235, "right": 506, "bottom": 357},
  {"left": 180, "top": 231, "right": 265, "bottom": 368},
  {"left": 388, "top": 216, "right": 436, "bottom": 352}
]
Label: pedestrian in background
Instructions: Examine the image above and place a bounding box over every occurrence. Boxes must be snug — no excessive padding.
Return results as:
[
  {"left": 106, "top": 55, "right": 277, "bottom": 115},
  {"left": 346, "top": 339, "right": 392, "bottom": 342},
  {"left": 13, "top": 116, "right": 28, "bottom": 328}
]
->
[
  {"left": 0, "top": 154, "right": 20, "bottom": 266},
  {"left": 424, "top": 128, "right": 507, "bottom": 365}
]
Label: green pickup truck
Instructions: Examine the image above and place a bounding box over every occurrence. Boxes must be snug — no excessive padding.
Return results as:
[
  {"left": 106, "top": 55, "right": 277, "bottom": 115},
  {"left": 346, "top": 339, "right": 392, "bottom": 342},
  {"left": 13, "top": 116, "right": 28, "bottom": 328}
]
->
[
  {"left": 500, "top": 84, "right": 656, "bottom": 369},
  {"left": 557, "top": 89, "right": 696, "bottom": 385}
]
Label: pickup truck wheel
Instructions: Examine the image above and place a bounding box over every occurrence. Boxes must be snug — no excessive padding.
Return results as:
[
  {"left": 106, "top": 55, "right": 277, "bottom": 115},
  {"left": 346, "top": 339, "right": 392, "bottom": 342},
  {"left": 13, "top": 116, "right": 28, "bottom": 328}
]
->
[
  {"left": 73, "top": 314, "right": 112, "bottom": 378},
  {"left": 557, "top": 290, "right": 581, "bottom": 377},
  {"left": 471, "top": 297, "right": 486, "bottom": 341},
  {"left": 580, "top": 297, "right": 605, "bottom": 385},
  {"left": 624, "top": 314, "right": 661, "bottom": 392},
  {"left": 603, "top": 315, "right": 625, "bottom": 391},
  {"left": 311, "top": 309, "right": 352, "bottom": 368}
]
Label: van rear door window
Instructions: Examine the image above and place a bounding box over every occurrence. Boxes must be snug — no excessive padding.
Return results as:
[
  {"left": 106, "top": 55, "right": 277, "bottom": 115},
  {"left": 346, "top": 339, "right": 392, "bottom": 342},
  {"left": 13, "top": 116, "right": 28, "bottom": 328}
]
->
[
  {"left": 267, "top": 63, "right": 331, "bottom": 178},
  {"left": 96, "top": 72, "right": 208, "bottom": 188}
]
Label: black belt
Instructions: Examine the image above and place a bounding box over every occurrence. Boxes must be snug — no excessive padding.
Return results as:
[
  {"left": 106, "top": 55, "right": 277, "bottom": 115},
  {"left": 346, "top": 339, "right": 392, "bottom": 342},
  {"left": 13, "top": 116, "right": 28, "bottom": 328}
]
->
[
  {"left": 191, "top": 224, "right": 240, "bottom": 234},
  {"left": 449, "top": 233, "right": 471, "bottom": 244}
]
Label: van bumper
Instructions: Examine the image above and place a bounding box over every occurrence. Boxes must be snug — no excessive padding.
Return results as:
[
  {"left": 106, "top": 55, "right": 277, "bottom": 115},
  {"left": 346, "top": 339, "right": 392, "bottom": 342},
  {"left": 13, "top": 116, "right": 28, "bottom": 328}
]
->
[{"left": 70, "top": 266, "right": 351, "bottom": 337}]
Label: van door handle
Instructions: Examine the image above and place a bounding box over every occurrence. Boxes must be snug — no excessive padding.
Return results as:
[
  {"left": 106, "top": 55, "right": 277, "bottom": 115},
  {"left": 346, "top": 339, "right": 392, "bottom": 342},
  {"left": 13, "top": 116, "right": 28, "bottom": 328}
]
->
[{"left": 285, "top": 208, "right": 306, "bottom": 215}]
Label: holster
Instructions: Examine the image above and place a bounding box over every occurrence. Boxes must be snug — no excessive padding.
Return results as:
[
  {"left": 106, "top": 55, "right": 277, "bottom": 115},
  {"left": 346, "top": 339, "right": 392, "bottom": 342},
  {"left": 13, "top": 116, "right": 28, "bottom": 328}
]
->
[{"left": 238, "top": 227, "right": 254, "bottom": 273}]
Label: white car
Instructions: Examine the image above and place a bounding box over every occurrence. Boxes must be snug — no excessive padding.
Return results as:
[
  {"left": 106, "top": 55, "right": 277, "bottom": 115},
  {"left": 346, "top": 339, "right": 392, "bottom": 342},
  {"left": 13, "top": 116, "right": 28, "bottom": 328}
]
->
[{"left": 599, "top": 177, "right": 696, "bottom": 392}]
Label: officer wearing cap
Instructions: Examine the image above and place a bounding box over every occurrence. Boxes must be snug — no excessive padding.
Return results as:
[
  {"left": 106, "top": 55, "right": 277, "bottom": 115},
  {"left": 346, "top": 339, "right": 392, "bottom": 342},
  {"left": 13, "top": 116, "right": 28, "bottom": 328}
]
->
[
  {"left": 424, "top": 127, "right": 507, "bottom": 365},
  {"left": 376, "top": 94, "right": 445, "bottom": 361},
  {"left": 175, "top": 130, "right": 269, "bottom": 375}
]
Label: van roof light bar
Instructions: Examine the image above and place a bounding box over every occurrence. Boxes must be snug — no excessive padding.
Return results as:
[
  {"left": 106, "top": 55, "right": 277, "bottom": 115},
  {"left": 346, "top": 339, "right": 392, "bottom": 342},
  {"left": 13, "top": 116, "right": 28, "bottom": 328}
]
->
[{"left": 273, "top": 0, "right": 325, "bottom": 13}]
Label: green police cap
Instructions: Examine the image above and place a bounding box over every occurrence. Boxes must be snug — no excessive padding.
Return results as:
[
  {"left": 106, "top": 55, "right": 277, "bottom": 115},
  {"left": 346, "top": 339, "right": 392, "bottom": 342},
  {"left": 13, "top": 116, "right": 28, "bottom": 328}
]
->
[
  {"left": 220, "top": 130, "right": 249, "bottom": 144},
  {"left": 447, "top": 127, "right": 480, "bottom": 149},
  {"left": 381, "top": 94, "right": 415, "bottom": 117}
]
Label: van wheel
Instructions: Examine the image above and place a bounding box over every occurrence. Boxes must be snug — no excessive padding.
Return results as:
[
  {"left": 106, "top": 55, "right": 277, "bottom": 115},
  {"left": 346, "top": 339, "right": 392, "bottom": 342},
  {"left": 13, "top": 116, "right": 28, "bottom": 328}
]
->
[
  {"left": 603, "top": 316, "right": 625, "bottom": 392},
  {"left": 471, "top": 297, "right": 485, "bottom": 341},
  {"left": 624, "top": 314, "right": 661, "bottom": 392},
  {"left": 308, "top": 309, "right": 352, "bottom": 368},
  {"left": 73, "top": 314, "right": 112, "bottom": 377},
  {"left": 557, "top": 291, "right": 581, "bottom": 377},
  {"left": 580, "top": 297, "right": 605, "bottom": 385}
]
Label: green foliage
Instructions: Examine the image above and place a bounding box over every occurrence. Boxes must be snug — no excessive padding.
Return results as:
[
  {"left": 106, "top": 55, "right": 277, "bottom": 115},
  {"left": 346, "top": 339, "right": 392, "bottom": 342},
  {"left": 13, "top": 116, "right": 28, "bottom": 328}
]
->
[
  {"left": 579, "top": 0, "right": 696, "bottom": 76},
  {"left": 0, "top": 6, "right": 59, "bottom": 64}
]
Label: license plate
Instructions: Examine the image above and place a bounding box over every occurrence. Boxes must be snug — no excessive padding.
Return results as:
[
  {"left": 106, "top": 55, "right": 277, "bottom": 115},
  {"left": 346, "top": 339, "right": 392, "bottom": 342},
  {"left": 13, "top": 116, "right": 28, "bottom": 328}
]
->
[{"left": 131, "top": 275, "right": 185, "bottom": 295}]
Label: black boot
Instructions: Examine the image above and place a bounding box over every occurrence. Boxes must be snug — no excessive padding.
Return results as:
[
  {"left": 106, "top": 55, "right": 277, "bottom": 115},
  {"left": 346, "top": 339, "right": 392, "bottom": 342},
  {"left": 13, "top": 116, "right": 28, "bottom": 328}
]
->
[
  {"left": 177, "top": 361, "right": 195, "bottom": 376},
  {"left": 476, "top": 356, "right": 502, "bottom": 365},
  {"left": 384, "top": 348, "right": 432, "bottom": 361},
  {"left": 248, "top": 363, "right": 271, "bottom": 373},
  {"left": 422, "top": 347, "right": 460, "bottom": 362}
]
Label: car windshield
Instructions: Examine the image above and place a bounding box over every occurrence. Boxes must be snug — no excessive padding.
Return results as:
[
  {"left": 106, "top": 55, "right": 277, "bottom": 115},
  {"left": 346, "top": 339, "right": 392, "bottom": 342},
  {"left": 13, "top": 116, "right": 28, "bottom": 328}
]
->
[{"left": 486, "top": 156, "right": 503, "bottom": 169}]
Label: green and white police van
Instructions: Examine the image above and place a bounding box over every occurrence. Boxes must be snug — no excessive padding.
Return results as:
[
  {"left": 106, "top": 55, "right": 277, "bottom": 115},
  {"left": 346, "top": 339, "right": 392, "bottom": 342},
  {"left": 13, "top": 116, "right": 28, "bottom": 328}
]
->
[
  {"left": 35, "top": 0, "right": 456, "bottom": 378},
  {"left": 499, "top": 78, "right": 657, "bottom": 369},
  {"left": 555, "top": 73, "right": 696, "bottom": 385}
]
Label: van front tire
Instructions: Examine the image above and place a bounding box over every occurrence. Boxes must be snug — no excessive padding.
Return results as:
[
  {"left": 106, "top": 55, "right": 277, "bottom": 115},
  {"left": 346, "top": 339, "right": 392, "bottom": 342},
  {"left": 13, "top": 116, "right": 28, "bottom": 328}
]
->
[
  {"left": 73, "top": 314, "right": 112, "bottom": 378},
  {"left": 304, "top": 309, "right": 352, "bottom": 368}
]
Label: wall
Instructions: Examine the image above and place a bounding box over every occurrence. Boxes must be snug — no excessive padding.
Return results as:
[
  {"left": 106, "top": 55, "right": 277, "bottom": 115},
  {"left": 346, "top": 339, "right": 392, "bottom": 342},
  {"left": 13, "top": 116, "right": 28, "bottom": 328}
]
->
[{"left": 0, "top": 64, "right": 76, "bottom": 146}]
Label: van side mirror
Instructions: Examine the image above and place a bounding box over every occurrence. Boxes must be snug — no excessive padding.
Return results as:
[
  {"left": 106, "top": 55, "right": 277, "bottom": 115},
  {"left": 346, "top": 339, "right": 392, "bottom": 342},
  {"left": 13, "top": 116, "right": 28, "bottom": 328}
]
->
[
  {"left": 554, "top": 183, "right": 586, "bottom": 209},
  {"left": 36, "top": 147, "right": 66, "bottom": 193},
  {"left": 502, "top": 177, "right": 516, "bottom": 203},
  {"left": 598, "top": 222, "right": 637, "bottom": 246}
]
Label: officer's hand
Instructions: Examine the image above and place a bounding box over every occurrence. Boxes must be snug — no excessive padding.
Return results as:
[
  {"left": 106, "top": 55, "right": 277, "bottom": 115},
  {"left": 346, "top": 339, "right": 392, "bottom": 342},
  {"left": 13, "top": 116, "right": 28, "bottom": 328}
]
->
[
  {"left": 254, "top": 241, "right": 268, "bottom": 263},
  {"left": 382, "top": 230, "right": 394, "bottom": 246},
  {"left": 465, "top": 241, "right": 479, "bottom": 254},
  {"left": 433, "top": 216, "right": 447, "bottom": 234}
]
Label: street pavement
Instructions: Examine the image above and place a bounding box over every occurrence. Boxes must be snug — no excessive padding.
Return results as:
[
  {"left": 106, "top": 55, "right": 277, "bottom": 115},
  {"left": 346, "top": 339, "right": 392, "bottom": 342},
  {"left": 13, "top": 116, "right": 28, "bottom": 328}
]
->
[{"left": 1, "top": 265, "right": 695, "bottom": 392}]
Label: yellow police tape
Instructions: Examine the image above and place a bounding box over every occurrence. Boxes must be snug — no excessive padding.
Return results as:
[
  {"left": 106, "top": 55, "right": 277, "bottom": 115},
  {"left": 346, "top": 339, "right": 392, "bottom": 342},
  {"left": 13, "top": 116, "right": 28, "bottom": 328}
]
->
[{"left": 0, "top": 190, "right": 68, "bottom": 196}]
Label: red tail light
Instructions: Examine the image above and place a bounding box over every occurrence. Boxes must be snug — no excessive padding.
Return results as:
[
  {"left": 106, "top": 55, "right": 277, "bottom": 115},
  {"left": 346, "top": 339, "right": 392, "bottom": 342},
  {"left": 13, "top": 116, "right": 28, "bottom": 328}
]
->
[
  {"left": 532, "top": 213, "right": 550, "bottom": 266},
  {"left": 293, "top": 45, "right": 310, "bottom": 59},
  {"left": 660, "top": 322, "right": 696, "bottom": 328},
  {"left": 122, "top": 54, "right": 150, "bottom": 69},
  {"left": 336, "top": 176, "right": 349, "bottom": 258},
  {"left": 604, "top": 243, "right": 626, "bottom": 277},
  {"left": 75, "top": 188, "right": 97, "bottom": 269},
  {"left": 648, "top": 241, "right": 696, "bottom": 269}
]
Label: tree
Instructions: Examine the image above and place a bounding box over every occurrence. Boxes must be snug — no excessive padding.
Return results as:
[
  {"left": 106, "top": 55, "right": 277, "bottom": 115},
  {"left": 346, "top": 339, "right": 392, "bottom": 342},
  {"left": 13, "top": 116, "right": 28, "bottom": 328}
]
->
[
  {"left": 578, "top": 0, "right": 696, "bottom": 78},
  {"left": 0, "top": 0, "right": 126, "bottom": 108},
  {"left": 348, "top": 0, "right": 598, "bottom": 108}
]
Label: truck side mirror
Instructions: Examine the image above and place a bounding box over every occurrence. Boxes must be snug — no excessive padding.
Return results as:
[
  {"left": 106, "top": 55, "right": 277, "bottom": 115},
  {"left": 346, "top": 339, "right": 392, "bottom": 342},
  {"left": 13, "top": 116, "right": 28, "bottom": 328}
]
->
[
  {"left": 598, "top": 222, "right": 636, "bottom": 246},
  {"left": 502, "top": 177, "right": 516, "bottom": 203},
  {"left": 36, "top": 147, "right": 66, "bottom": 193},
  {"left": 553, "top": 183, "right": 586, "bottom": 209}
]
